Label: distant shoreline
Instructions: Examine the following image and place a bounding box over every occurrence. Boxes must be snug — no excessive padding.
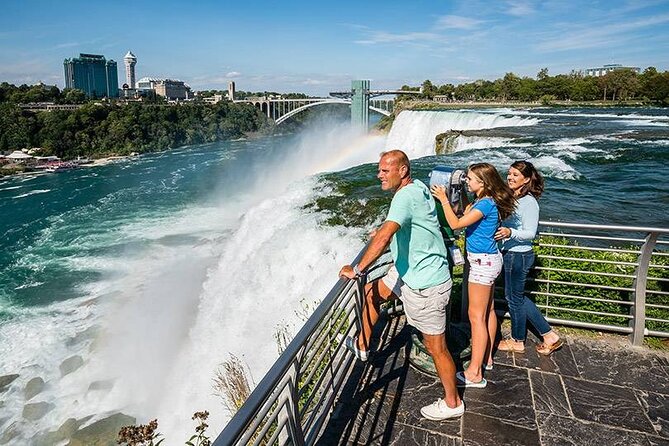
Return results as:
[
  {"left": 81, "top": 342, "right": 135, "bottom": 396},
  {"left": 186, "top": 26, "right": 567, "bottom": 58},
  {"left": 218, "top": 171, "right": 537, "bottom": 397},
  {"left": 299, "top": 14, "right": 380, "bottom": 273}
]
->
[
  {"left": 0, "top": 155, "right": 136, "bottom": 180},
  {"left": 396, "top": 99, "right": 655, "bottom": 110}
]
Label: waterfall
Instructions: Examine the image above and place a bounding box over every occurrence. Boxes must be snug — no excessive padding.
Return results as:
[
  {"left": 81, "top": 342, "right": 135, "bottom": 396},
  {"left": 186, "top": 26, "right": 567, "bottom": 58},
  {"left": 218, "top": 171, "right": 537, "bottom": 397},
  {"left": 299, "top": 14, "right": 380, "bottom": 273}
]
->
[{"left": 385, "top": 110, "right": 540, "bottom": 158}]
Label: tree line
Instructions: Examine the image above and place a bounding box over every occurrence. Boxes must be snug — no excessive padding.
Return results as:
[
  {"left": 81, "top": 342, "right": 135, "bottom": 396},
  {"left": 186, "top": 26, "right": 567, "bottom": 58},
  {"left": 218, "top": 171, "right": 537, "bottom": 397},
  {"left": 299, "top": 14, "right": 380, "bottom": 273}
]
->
[
  {"left": 0, "top": 100, "right": 269, "bottom": 159},
  {"left": 401, "top": 67, "right": 669, "bottom": 104}
]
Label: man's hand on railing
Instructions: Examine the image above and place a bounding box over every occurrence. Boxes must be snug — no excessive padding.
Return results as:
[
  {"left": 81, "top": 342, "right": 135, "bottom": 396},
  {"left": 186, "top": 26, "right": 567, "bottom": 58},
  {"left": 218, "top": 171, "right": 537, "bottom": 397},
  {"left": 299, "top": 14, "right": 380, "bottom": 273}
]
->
[{"left": 339, "top": 265, "right": 358, "bottom": 280}]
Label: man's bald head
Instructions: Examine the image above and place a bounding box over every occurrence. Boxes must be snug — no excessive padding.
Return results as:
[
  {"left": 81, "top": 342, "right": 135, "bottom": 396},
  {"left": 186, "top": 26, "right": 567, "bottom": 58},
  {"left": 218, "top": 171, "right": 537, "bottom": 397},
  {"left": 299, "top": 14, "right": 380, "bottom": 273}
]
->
[
  {"left": 380, "top": 150, "right": 411, "bottom": 175},
  {"left": 378, "top": 150, "right": 412, "bottom": 192}
]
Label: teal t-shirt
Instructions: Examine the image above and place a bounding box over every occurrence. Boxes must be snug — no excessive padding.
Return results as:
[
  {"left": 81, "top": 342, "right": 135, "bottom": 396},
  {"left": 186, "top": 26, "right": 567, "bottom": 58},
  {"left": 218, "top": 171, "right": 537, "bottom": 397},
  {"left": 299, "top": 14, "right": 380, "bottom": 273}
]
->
[{"left": 385, "top": 180, "right": 450, "bottom": 289}]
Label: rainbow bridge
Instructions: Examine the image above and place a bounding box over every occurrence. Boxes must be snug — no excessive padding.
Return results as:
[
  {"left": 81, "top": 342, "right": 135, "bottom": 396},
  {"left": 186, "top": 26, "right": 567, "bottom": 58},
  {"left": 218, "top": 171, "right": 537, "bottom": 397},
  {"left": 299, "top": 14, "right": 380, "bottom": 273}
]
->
[{"left": 235, "top": 80, "right": 420, "bottom": 127}]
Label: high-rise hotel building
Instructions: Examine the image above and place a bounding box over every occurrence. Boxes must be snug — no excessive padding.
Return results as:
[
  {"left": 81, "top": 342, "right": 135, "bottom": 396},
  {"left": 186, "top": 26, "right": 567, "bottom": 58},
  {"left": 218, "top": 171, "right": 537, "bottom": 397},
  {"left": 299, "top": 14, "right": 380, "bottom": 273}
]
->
[{"left": 63, "top": 53, "right": 119, "bottom": 98}]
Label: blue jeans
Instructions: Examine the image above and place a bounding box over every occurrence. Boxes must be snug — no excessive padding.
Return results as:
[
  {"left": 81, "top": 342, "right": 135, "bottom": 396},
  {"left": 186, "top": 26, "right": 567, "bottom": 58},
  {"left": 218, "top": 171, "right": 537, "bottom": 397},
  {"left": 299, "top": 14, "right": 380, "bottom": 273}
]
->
[{"left": 503, "top": 250, "right": 551, "bottom": 341}]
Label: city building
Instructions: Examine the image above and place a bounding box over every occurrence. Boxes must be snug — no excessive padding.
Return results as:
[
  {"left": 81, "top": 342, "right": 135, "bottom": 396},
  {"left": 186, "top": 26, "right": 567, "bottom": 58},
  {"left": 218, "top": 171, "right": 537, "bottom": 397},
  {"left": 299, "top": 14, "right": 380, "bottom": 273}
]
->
[
  {"left": 584, "top": 64, "right": 640, "bottom": 77},
  {"left": 136, "top": 77, "right": 192, "bottom": 100},
  {"left": 202, "top": 94, "right": 224, "bottom": 104},
  {"left": 124, "top": 51, "right": 137, "bottom": 89},
  {"left": 63, "top": 53, "right": 119, "bottom": 98}
]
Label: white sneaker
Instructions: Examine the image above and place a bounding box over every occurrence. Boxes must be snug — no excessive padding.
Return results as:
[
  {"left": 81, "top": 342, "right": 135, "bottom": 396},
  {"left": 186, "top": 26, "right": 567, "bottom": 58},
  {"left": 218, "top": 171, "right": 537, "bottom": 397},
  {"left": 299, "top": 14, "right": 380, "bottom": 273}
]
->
[
  {"left": 420, "top": 399, "right": 465, "bottom": 421},
  {"left": 343, "top": 336, "right": 369, "bottom": 362}
]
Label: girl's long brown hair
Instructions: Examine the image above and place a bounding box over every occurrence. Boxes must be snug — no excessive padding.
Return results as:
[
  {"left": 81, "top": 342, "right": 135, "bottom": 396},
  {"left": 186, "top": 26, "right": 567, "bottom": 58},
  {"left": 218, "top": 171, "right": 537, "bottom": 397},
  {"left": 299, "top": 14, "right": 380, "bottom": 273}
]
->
[
  {"left": 468, "top": 162, "right": 516, "bottom": 221},
  {"left": 510, "top": 160, "right": 544, "bottom": 199}
]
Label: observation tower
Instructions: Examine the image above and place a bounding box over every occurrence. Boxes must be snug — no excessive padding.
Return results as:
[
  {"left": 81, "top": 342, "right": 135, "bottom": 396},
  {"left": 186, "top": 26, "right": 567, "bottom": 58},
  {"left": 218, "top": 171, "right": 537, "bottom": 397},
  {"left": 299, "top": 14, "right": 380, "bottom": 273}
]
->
[{"left": 124, "top": 50, "right": 137, "bottom": 89}]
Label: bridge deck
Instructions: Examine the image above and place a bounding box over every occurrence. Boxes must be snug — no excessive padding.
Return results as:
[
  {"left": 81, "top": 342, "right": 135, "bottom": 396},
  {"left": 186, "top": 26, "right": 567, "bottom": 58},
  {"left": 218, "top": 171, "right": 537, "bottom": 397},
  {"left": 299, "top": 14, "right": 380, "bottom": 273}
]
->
[{"left": 319, "top": 314, "right": 669, "bottom": 446}]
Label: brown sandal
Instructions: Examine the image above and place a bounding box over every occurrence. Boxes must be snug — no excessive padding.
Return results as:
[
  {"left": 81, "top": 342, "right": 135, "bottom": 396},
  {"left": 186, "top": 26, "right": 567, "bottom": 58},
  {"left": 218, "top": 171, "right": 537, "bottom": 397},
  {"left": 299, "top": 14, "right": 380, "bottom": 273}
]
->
[
  {"left": 497, "top": 339, "right": 525, "bottom": 353},
  {"left": 536, "top": 339, "right": 564, "bottom": 356}
]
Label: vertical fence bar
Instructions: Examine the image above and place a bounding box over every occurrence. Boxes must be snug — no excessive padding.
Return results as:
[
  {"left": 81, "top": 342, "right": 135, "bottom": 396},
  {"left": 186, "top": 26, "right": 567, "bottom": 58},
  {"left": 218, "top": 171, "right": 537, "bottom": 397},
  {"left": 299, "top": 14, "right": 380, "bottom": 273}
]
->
[
  {"left": 630, "top": 231, "right": 659, "bottom": 346},
  {"left": 353, "top": 276, "right": 366, "bottom": 338},
  {"left": 278, "top": 359, "right": 305, "bottom": 446}
]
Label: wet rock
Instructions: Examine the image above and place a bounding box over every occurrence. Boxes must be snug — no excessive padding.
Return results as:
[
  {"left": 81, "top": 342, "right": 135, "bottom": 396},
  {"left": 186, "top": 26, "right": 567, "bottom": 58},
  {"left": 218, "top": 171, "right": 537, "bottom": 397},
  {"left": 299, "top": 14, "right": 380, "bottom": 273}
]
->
[
  {"left": 0, "top": 421, "right": 20, "bottom": 445},
  {"left": 87, "top": 380, "right": 114, "bottom": 392},
  {"left": 31, "top": 418, "right": 80, "bottom": 446},
  {"left": 24, "top": 376, "right": 45, "bottom": 400},
  {"left": 0, "top": 374, "right": 19, "bottom": 394},
  {"left": 22, "top": 401, "right": 54, "bottom": 421},
  {"left": 66, "top": 326, "right": 98, "bottom": 347},
  {"left": 435, "top": 128, "right": 523, "bottom": 154},
  {"left": 67, "top": 413, "right": 135, "bottom": 446},
  {"left": 60, "top": 355, "right": 84, "bottom": 377}
]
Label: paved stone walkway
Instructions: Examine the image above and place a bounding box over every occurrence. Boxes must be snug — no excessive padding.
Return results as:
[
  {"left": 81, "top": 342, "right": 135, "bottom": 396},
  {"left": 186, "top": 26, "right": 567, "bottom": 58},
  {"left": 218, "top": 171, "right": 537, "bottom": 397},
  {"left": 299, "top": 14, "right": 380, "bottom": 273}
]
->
[{"left": 320, "top": 315, "right": 669, "bottom": 446}]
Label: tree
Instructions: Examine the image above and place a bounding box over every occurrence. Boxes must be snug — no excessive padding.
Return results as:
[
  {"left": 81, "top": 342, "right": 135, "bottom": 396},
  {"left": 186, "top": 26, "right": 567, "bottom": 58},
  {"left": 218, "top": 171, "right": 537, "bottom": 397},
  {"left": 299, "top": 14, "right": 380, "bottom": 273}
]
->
[
  {"left": 420, "top": 80, "right": 436, "bottom": 99},
  {"left": 537, "top": 68, "right": 549, "bottom": 81},
  {"left": 500, "top": 72, "right": 521, "bottom": 100},
  {"left": 63, "top": 88, "right": 86, "bottom": 104},
  {"left": 605, "top": 69, "right": 639, "bottom": 101},
  {"left": 517, "top": 77, "right": 538, "bottom": 101}
]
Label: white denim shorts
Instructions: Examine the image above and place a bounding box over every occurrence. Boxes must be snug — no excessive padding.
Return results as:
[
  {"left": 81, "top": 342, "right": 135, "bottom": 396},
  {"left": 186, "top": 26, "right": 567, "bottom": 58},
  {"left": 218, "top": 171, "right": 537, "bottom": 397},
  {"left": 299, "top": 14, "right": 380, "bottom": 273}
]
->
[
  {"left": 382, "top": 266, "right": 452, "bottom": 335},
  {"left": 467, "top": 252, "right": 503, "bottom": 286}
]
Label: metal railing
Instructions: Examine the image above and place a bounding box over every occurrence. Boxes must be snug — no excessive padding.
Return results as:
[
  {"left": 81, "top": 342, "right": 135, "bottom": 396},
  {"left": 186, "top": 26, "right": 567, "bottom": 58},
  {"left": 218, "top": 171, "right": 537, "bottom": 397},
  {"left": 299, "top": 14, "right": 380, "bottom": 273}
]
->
[
  {"left": 212, "top": 250, "right": 392, "bottom": 446},
  {"left": 526, "top": 221, "right": 669, "bottom": 346},
  {"left": 214, "top": 221, "right": 668, "bottom": 445}
]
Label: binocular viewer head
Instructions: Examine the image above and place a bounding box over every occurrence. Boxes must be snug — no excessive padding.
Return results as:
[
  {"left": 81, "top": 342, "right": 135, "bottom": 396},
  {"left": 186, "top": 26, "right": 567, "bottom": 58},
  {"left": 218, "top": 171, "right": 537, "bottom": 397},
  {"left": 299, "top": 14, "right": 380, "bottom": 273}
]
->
[{"left": 429, "top": 166, "right": 467, "bottom": 210}]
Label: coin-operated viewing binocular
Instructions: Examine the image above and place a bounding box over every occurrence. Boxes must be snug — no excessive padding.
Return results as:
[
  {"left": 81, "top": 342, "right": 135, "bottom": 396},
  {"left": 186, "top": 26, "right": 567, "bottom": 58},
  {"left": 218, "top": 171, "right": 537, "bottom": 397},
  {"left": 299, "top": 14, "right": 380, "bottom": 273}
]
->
[
  {"left": 428, "top": 166, "right": 468, "bottom": 216},
  {"left": 428, "top": 166, "right": 468, "bottom": 266}
]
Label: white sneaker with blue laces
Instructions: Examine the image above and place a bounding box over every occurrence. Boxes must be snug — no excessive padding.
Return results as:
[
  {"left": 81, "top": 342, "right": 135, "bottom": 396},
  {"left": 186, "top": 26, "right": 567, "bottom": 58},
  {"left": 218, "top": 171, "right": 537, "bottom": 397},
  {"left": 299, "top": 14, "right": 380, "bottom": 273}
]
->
[{"left": 420, "top": 399, "right": 465, "bottom": 420}]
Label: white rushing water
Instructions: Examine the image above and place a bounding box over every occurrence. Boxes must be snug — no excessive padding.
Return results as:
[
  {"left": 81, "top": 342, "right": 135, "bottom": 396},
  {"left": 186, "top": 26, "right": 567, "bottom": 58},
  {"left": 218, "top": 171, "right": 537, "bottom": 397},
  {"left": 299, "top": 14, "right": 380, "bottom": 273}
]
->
[
  {"left": 385, "top": 110, "right": 540, "bottom": 157},
  {"left": 0, "top": 123, "right": 386, "bottom": 444}
]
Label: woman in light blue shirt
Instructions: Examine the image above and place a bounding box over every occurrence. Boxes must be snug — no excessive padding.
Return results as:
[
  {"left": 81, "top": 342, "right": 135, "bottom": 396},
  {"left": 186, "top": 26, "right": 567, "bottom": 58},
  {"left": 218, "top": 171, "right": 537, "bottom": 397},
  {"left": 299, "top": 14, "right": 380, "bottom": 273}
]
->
[{"left": 495, "top": 161, "right": 562, "bottom": 355}]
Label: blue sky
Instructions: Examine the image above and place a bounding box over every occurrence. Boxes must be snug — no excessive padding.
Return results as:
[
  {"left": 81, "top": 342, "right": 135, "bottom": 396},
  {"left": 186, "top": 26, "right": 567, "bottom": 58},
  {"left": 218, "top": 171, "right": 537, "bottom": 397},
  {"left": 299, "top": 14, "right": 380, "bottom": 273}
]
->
[{"left": 1, "top": 0, "right": 669, "bottom": 95}]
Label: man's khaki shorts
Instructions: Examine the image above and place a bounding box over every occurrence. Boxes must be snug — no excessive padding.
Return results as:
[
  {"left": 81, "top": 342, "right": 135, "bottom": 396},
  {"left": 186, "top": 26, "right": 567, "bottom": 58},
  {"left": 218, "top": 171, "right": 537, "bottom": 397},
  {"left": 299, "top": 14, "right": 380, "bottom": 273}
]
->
[{"left": 382, "top": 266, "right": 452, "bottom": 335}]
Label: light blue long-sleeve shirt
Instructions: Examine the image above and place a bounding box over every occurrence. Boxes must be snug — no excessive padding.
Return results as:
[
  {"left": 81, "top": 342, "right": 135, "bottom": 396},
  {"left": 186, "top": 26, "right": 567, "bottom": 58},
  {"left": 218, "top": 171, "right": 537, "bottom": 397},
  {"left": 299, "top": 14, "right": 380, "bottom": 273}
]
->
[{"left": 500, "top": 194, "right": 539, "bottom": 252}]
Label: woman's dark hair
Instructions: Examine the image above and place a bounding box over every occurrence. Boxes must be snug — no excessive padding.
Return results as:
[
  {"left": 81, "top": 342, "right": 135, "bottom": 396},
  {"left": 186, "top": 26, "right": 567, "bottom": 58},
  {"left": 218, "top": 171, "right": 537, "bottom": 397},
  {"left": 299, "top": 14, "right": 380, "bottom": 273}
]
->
[
  {"left": 468, "top": 162, "right": 516, "bottom": 221},
  {"left": 511, "top": 160, "right": 544, "bottom": 199}
]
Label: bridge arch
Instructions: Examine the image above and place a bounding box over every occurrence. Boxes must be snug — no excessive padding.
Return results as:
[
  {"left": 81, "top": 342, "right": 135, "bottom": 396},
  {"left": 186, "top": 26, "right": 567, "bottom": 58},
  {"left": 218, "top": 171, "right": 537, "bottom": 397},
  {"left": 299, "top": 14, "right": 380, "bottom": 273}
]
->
[{"left": 274, "top": 99, "right": 391, "bottom": 125}]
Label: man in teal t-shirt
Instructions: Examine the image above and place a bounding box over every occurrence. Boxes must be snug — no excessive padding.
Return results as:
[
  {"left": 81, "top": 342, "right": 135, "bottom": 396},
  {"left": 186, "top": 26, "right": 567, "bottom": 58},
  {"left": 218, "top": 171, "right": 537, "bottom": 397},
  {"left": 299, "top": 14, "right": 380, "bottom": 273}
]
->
[{"left": 339, "top": 150, "right": 464, "bottom": 421}]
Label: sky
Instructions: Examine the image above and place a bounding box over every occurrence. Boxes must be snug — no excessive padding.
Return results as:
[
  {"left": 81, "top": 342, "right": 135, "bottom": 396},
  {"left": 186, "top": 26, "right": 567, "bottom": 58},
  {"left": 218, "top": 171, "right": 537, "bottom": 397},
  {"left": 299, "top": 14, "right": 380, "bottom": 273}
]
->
[{"left": 1, "top": 0, "right": 669, "bottom": 96}]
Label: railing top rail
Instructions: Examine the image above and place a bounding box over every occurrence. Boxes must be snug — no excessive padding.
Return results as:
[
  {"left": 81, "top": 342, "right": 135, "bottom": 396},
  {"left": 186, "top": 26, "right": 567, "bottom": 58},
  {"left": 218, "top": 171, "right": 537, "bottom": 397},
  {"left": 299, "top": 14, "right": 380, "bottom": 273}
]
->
[{"left": 539, "top": 220, "right": 669, "bottom": 234}]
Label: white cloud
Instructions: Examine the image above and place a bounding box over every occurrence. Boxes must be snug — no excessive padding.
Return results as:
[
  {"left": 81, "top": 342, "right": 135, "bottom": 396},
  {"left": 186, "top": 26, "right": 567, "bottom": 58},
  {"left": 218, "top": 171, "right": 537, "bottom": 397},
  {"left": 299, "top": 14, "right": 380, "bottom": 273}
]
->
[
  {"left": 354, "top": 31, "right": 441, "bottom": 45},
  {"left": 536, "top": 13, "right": 669, "bottom": 52},
  {"left": 55, "top": 42, "right": 80, "bottom": 49},
  {"left": 506, "top": 0, "right": 535, "bottom": 17},
  {"left": 303, "top": 79, "right": 327, "bottom": 86},
  {"left": 226, "top": 71, "right": 241, "bottom": 78},
  {"left": 435, "top": 15, "right": 484, "bottom": 30}
]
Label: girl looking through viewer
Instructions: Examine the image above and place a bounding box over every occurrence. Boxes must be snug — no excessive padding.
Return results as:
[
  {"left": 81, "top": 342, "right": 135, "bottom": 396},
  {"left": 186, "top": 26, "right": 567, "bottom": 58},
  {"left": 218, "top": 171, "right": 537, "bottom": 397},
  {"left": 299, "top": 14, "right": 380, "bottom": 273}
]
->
[
  {"left": 494, "top": 161, "right": 562, "bottom": 355},
  {"left": 431, "top": 163, "right": 515, "bottom": 388}
]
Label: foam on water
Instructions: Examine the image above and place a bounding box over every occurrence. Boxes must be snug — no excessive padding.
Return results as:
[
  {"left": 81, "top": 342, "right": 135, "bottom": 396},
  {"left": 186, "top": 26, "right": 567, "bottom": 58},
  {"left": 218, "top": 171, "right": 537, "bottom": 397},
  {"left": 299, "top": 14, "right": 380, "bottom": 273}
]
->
[
  {"left": 502, "top": 109, "right": 669, "bottom": 122},
  {"left": 12, "top": 189, "right": 51, "bottom": 199}
]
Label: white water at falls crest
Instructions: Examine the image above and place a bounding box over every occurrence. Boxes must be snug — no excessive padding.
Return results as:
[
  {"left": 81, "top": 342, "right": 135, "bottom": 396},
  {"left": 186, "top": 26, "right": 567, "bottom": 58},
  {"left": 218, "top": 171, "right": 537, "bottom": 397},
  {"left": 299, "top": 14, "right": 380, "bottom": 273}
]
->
[{"left": 385, "top": 110, "right": 540, "bottom": 158}]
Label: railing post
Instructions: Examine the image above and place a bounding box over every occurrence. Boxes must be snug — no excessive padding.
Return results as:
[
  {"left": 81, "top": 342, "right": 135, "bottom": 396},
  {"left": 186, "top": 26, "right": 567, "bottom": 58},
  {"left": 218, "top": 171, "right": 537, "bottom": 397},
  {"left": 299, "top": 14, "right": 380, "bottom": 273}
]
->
[
  {"left": 353, "top": 276, "right": 366, "bottom": 336},
  {"left": 629, "top": 232, "right": 659, "bottom": 346},
  {"left": 278, "top": 359, "right": 305, "bottom": 446}
]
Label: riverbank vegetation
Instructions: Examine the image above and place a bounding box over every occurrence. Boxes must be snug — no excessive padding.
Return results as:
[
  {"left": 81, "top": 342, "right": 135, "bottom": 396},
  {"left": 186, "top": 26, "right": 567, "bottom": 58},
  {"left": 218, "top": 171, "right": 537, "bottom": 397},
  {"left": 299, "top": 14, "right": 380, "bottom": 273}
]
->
[
  {"left": 0, "top": 100, "right": 269, "bottom": 159},
  {"left": 397, "top": 67, "right": 669, "bottom": 105}
]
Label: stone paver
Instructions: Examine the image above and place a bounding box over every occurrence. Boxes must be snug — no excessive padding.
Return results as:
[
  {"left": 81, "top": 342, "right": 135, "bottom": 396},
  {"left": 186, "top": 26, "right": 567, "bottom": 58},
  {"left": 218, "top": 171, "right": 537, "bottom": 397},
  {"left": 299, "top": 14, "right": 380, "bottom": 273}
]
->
[{"left": 320, "top": 315, "right": 669, "bottom": 446}]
